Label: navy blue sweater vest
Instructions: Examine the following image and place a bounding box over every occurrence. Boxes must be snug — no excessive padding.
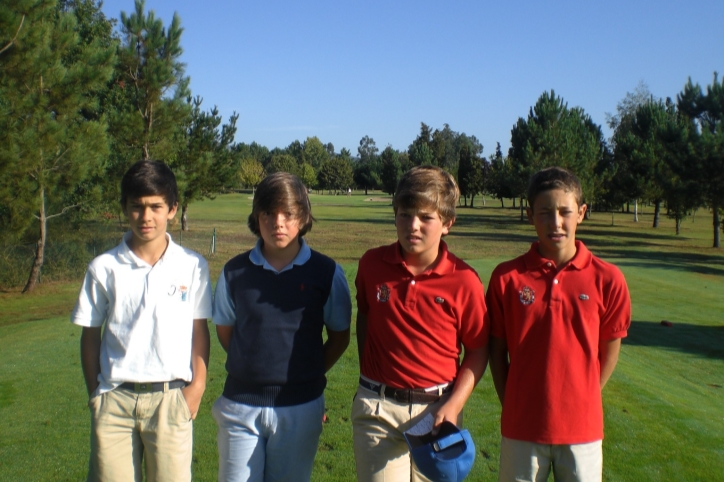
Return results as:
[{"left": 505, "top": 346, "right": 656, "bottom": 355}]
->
[{"left": 221, "top": 248, "right": 337, "bottom": 407}]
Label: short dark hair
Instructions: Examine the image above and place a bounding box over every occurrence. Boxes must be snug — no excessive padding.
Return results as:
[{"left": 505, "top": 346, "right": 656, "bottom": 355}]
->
[
  {"left": 120, "top": 160, "right": 178, "bottom": 209},
  {"left": 527, "top": 166, "right": 583, "bottom": 210},
  {"left": 393, "top": 166, "right": 459, "bottom": 224},
  {"left": 247, "top": 172, "right": 315, "bottom": 237}
]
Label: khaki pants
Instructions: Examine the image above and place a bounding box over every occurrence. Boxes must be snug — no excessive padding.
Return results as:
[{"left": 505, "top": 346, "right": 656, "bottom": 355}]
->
[
  {"left": 499, "top": 436, "right": 603, "bottom": 482},
  {"left": 351, "top": 386, "right": 460, "bottom": 482},
  {"left": 87, "top": 387, "right": 193, "bottom": 482}
]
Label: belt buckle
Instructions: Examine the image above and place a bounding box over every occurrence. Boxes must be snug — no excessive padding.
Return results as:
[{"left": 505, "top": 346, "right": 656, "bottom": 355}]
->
[{"left": 134, "top": 382, "right": 154, "bottom": 393}]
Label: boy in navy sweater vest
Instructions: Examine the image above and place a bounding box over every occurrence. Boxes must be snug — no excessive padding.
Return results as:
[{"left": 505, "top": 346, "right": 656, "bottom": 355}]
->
[{"left": 212, "top": 172, "right": 352, "bottom": 482}]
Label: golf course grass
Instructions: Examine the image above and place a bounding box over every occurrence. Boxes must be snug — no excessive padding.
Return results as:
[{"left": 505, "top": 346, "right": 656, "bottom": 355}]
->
[{"left": 0, "top": 191, "right": 722, "bottom": 481}]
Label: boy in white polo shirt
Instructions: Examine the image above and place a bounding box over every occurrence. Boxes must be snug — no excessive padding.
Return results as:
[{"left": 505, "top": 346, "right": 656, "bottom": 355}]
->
[{"left": 71, "top": 160, "right": 213, "bottom": 482}]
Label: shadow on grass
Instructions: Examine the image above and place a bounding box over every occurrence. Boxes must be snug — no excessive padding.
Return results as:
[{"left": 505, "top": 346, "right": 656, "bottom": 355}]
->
[
  {"left": 626, "top": 320, "right": 724, "bottom": 360},
  {"left": 589, "top": 247, "right": 724, "bottom": 276}
]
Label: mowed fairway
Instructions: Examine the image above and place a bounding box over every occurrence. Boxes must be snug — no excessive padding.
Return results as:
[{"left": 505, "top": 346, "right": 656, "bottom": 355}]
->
[{"left": 1, "top": 192, "right": 723, "bottom": 481}]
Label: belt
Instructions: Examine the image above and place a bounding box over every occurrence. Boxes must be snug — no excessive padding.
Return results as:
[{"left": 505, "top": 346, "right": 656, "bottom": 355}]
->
[
  {"left": 359, "top": 377, "right": 453, "bottom": 404},
  {"left": 119, "top": 379, "right": 187, "bottom": 393}
]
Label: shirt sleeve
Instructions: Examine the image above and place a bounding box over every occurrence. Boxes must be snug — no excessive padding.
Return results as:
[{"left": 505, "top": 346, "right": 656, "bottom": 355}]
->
[
  {"left": 193, "top": 257, "right": 213, "bottom": 320},
  {"left": 323, "top": 264, "right": 352, "bottom": 332},
  {"left": 354, "top": 255, "right": 369, "bottom": 316},
  {"left": 486, "top": 268, "right": 507, "bottom": 340},
  {"left": 458, "top": 270, "right": 489, "bottom": 350},
  {"left": 212, "top": 269, "right": 236, "bottom": 326},
  {"left": 70, "top": 268, "right": 108, "bottom": 328},
  {"left": 600, "top": 268, "right": 631, "bottom": 340}
]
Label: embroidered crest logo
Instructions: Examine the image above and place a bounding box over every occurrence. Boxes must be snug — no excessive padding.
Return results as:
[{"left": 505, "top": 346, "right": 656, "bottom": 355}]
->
[
  {"left": 435, "top": 297, "right": 445, "bottom": 304},
  {"left": 519, "top": 286, "right": 535, "bottom": 305},
  {"left": 179, "top": 285, "right": 188, "bottom": 302},
  {"left": 377, "top": 284, "right": 391, "bottom": 302},
  {"left": 579, "top": 294, "right": 589, "bottom": 300}
]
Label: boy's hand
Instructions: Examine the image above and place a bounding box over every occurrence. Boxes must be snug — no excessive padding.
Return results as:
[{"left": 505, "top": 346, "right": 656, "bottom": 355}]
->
[
  {"left": 181, "top": 383, "right": 205, "bottom": 420},
  {"left": 431, "top": 401, "right": 463, "bottom": 434}
]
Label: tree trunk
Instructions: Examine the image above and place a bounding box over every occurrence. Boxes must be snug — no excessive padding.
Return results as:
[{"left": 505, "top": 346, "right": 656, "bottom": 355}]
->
[
  {"left": 626, "top": 202, "right": 630, "bottom": 213},
  {"left": 470, "top": 194, "right": 475, "bottom": 208},
  {"left": 23, "top": 188, "right": 47, "bottom": 293},
  {"left": 519, "top": 198, "right": 525, "bottom": 222},
  {"left": 364, "top": 187, "right": 368, "bottom": 195},
  {"left": 512, "top": 197, "right": 516, "bottom": 208},
  {"left": 633, "top": 199, "right": 639, "bottom": 222},
  {"left": 676, "top": 216, "right": 681, "bottom": 235},
  {"left": 713, "top": 202, "right": 721, "bottom": 248},
  {"left": 500, "top": 197, "right": 504, "bottom": 208},
  {"left": 652, "top": 200, "right": 661, "bottom": 228},
  {"left": 182, "top": 204, "right": 189, "bottom": 231}
]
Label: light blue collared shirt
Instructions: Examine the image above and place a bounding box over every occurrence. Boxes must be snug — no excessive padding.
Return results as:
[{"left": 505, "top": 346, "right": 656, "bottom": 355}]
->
[{"left": 213, "top": 238, "right": 351, "bottom": 332}]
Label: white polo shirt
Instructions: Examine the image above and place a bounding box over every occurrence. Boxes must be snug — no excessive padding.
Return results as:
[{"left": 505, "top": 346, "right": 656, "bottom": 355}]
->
[{"left": 71, "top": 232, "right": 213, "bottom": 394}]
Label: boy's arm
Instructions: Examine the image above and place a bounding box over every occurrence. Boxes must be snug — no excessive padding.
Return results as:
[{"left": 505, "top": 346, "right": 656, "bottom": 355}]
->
[
  {"left": 433, "top": 345, "right": 489, "bottom": 431},
  {"left": 216, "top": 325, "right": 233, "bottom": 353},
  {"left": 489, "top": 335, "right": 509, "bottom": 405},
  {"left": 80, "top": 326, "right": 102, "bottom": 397},
  {"left": 356, "top": 312, "right": 368, "bottom": 367},
  {"left": 599, "top": 337, "right": 622, "bottom": 390},
  {"left": 181, "top": 318, "right": 210, "bottom": 420},
  {"left": 324, "top": 327, "right": 350, "bottom": 372}
]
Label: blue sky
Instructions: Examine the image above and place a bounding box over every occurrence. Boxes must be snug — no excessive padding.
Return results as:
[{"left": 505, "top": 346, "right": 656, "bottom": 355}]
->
[{"left": 100, "top": 0, "right": 724, "bottom": 157}]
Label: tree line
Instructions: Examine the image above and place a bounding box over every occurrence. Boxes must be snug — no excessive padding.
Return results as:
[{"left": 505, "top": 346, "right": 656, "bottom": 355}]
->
[{"left": 2, "top": 0, "right": 723, "bottom": 294}]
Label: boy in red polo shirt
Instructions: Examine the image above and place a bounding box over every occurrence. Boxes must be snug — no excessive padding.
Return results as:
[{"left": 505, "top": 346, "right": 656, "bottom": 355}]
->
[
  {"left": 487, "top": 167, "right": 631, "bottom": 482},
  {"left": 353, "top": 165, "right": 489, "bottom": 481}
]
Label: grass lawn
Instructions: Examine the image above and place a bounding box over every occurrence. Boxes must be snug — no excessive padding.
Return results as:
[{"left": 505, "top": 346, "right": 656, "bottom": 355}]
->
[{"left": 0, "top": 192, "right": 722, "bottom": 481}]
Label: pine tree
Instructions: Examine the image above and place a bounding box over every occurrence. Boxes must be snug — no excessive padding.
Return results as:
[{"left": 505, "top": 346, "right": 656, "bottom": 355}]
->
[{"left": 0, "top": 0, "right": 115, "bottom": 292}]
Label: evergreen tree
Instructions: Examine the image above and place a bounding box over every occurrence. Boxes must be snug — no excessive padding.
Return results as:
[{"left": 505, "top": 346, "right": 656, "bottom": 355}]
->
[
  {"left": 676, "top": 73, "right": 724, "bottom": 247},
  {"left": 174, "top": 96, "right": 238, "bottom": 230},
  {"left": 0, "top": 0, "right": 115, "bottom": 292},
  {"left": 509, "top": 90, "right": 605, "bottom": 220},
  {"left": 111, "top": 0, "right": 189, "bottom": 164},
  {"left": 380, "top": 146, "right": 401, "bottom": 195}
]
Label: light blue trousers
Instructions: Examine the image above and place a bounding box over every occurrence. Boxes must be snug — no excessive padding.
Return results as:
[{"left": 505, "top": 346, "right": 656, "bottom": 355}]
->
[{"left": 212, "top": 394, "right": 325, "bottom": 482}]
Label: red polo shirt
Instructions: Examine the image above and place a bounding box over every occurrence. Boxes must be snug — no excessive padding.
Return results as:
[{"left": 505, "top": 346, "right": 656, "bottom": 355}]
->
[
  {"left": 487, "top": 241, "right": 630, "bottom": 444},
  {"left": 356, "top": 241, "right": 488, "bottom": 389}
]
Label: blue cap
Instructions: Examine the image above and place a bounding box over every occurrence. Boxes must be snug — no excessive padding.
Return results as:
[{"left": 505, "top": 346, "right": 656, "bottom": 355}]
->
[{"left": 404, "top": 421, "right": 475, "bottom": 482}]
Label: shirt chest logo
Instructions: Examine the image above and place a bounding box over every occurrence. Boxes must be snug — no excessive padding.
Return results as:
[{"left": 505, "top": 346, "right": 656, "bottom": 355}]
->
[
  {"left": 168, "top": 284, "right": 189, "bottom": 301},
  {"left": 519, "top": 286, "right": 535, "bottom": 305},
  {"left": 377, "top": 284, "right": 391, "bottom": 302}
]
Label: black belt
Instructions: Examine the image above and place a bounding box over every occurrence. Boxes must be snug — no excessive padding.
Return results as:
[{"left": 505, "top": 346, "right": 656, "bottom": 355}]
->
[
  {"left": 119, "top": 379, "right": 187, "bottom": 393},
  {"left": 359, "top": 377, "right": 453, "bottom": 404}
]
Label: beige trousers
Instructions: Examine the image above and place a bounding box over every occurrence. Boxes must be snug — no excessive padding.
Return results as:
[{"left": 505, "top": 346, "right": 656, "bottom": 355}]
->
[
  {"left": 498, "top": 436, "right": 603, "bottom": 482},
  {"left": 351, "top": 385, "right": 460, "bottom": 482},
  {"left": 87, "top": 387, "right": 193, "bottom": 482}
]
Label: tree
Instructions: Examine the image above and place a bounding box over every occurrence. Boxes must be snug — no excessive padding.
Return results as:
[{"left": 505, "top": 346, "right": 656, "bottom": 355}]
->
[
  {"left": 174, "top": 96, "right": 238, "bottom": 230},
  {"left": 379, "top": 146, "right": 401, "bottom": 196},
  {"left": 114, "top": 0, "right": 189, "bottom": 160},
  {"left": 488, "top": 143, "right": 517, "bottom": 207},
  {"left": 298, "top": 162, "right": 317, "bottom": 189},
  {"left": 457, "top": 142, "right": 485, "bottom": 207},
  {"left": 317, "top": 157, "right": 353, "bottom": 193},
  {"left": 355, "top": 135, "right": 380, "bottom": 195},
  {"left": 302, "top": 136, "right": 329, "bottom": 170},
  {"left": 676, "top": 73, "right": 724, "bottom": 247},
  {"left": 408, "top": 122, "right": 434, "bottom": 166},
  {"left": 509, "top": 90, "right": 605, "bottom": 220},
  {"left": 0, "top": 0, "right": 116, "bottom": 292},
  {"left": 267, "top": 153, "right": 298, "bottom": 176},
  {"left": 238, "top": 158, "right": 265, "bottom": 192},
  {"left": 607, "top": 82, "right": 656, "bottom": 222},
  {"left": 358, "top": 135, "right": 379, "bottom": 164}
]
